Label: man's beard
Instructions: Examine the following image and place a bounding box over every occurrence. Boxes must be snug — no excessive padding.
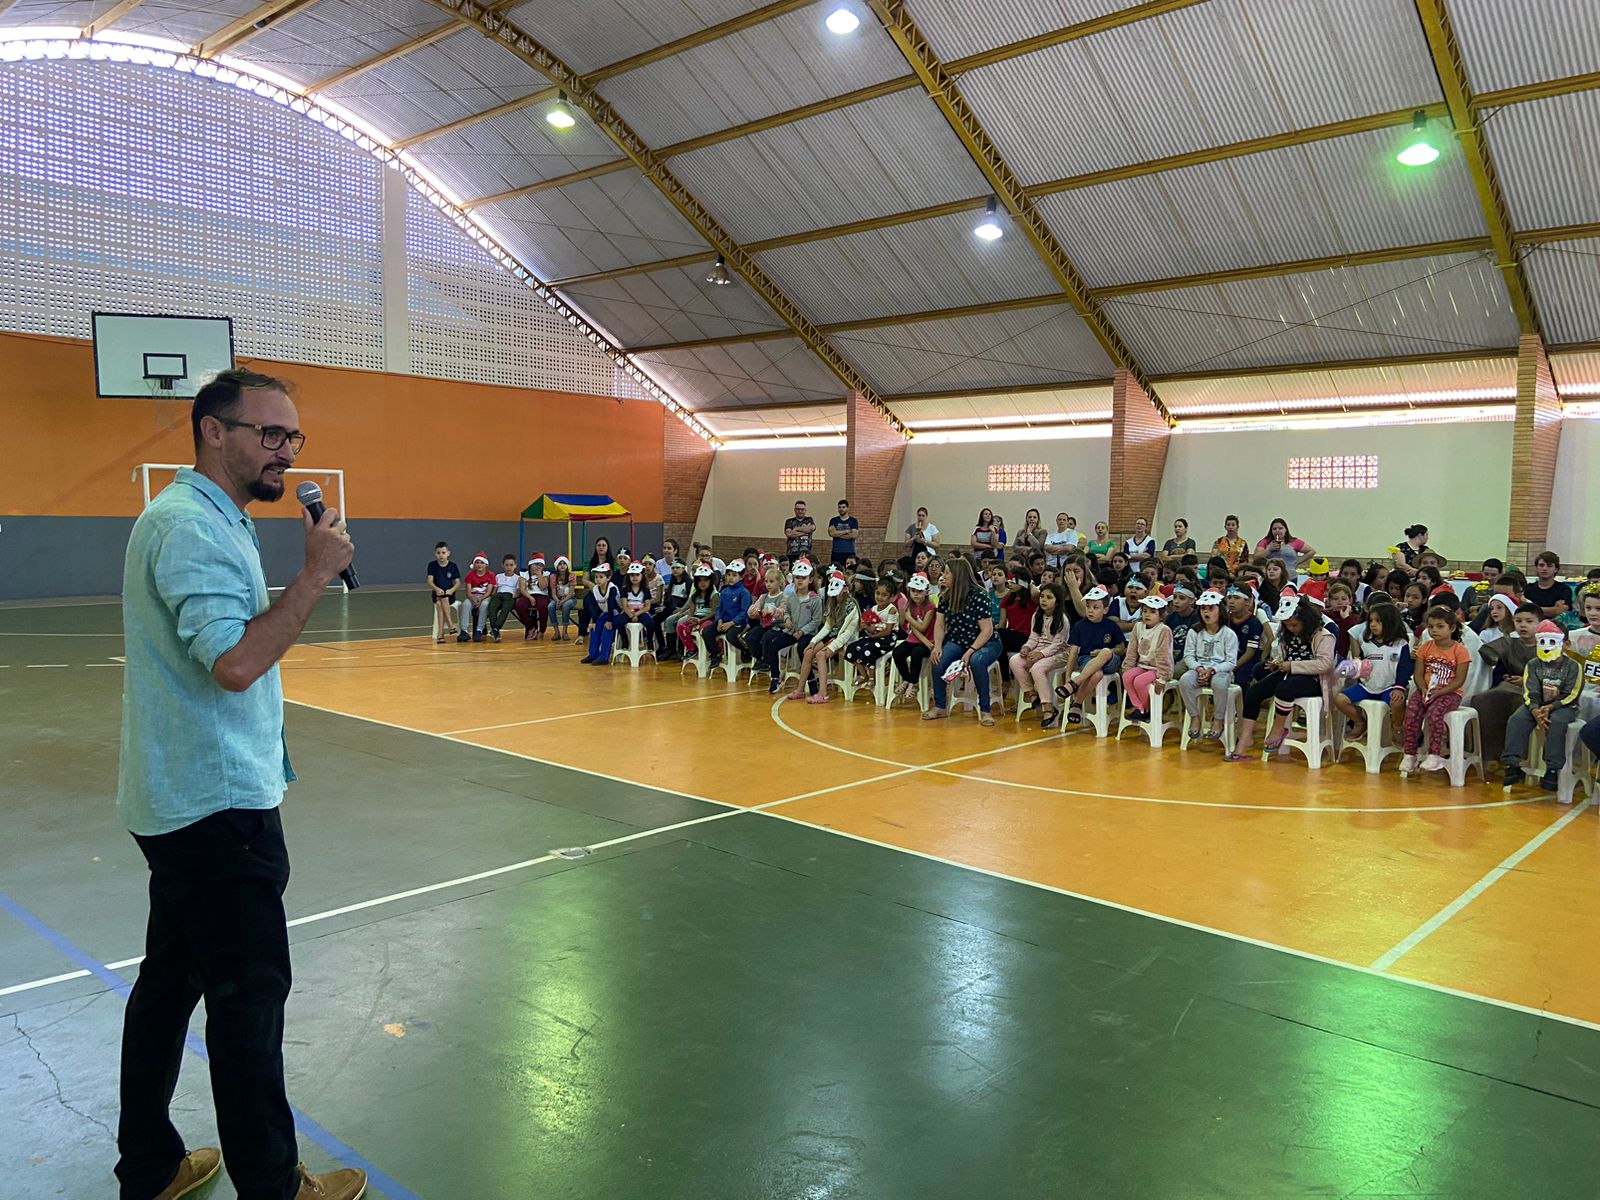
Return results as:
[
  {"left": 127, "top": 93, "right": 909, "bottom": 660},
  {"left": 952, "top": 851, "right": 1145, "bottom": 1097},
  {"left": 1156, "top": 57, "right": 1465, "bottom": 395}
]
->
[{"left": 247, "top": 472, "right": 286, "bottom": 502}]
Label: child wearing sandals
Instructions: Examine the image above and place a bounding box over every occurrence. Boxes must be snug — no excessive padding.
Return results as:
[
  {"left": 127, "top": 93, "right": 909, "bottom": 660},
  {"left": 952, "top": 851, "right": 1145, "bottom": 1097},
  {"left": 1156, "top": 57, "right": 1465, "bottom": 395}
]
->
[
  {"left": 1057, "top": 585, "right": 1126, "bottom": 728},
  {"left": 790, "top": 574, "right": 858, "bottom": 702},
  {"left": 1177, "top": 590, "right": 1239, "bottom": 742},
  {"left": 845, "top": 579, "right": 902, "bottom": 674},
  {"left": 1399, "top": 605, "right": 1470, "bottom": 776},
  {"left": 1009, "top": 582, "right": 1070, "bottom": 729},
  {"left": 1120, "top": 594, "right": 1174, "bottom": 722}
]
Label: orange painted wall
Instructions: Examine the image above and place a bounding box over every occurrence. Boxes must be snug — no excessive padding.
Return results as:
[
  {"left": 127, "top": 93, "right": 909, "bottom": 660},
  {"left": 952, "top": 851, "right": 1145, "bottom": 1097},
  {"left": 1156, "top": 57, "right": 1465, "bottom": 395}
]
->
[{"left": 1, "top": 331, "right": 665, "bottom": 522}]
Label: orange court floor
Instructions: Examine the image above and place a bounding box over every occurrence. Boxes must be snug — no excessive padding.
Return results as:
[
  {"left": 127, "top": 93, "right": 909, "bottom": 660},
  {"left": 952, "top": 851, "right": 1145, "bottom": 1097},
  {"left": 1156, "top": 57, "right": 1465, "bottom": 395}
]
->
[{"left": 278, "top": 622, "right": 1600, "bottom": 1031}]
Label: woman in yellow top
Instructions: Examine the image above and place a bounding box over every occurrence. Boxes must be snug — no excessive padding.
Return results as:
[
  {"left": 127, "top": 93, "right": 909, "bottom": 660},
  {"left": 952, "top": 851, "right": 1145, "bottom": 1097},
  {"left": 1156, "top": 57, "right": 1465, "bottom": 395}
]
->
[{"left": 1211, "top": 514, "right": 1248, "bottom": 572}]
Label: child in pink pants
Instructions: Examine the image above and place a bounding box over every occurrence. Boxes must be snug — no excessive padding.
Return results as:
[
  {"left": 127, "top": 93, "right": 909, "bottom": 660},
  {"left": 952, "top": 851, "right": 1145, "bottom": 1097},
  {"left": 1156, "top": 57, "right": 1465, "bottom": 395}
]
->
[{"left": 1122, "top": 595, "right": 1174, "bottom": 720}]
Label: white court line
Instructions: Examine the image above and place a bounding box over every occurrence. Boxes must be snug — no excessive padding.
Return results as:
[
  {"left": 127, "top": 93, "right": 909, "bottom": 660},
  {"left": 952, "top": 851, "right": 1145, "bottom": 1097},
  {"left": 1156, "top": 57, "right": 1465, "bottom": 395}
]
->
[
  {"left": 0, "top": 730, "right": 1046, "bottom": 1001},
  {"left": 1370, "top": 798, "right": 1593, "bottom": 972},
  {"left": 23, "top": 664, "right": 69, "bottom": 669},
  {"left": 445, "top": 689, "right": 751, "bottom": 735},
  {"left": 767, "top": 703, "right": 1545, "bottom": 815},
  {"left": 8, "top": 696, "right": 1597, "bottom": 1034}
]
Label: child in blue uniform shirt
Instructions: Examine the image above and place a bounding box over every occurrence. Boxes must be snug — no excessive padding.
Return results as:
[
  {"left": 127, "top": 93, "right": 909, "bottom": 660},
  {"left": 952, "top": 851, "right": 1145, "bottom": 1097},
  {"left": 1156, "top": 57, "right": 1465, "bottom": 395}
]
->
[
  {"left": 581, "top": 563, "right": 624, "bottom": 665},
  {"left": 711, "top": 561, "right": 750, "bottom": 669}
]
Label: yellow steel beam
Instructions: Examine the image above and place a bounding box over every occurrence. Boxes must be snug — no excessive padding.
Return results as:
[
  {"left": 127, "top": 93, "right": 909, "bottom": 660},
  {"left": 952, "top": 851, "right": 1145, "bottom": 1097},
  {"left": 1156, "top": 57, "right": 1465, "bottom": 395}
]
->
[
  {"left": 867, "top": 0, "right": 1166, "bottom": 418},
  {"left": 82, "top": 0, "right": 145, "bottom": 37},
  {"left": 584, "top": 0, "right": 816, "bottom": 84},
  {"left": 885, "top": 378, "right": 1116, "bottom": 403},
  {"left": 392, "top": 89, "right": 556, "bottom": 149},
  {"left": 463, "top": 158, "right": 637, "bottom": 210},
  {"left": 1519, "top": 221, "right": 1600, "bottom": 246},
  {"left": 1480, "top": 70, "right": 1600, "bottom": 108},
  {"left": 1412, "top": 0, "right": 1539, "bottom": 336},
  {"left": 424, "top": 0, "right": 1197, "bottom": 184},
  {"left": 424, "top": 0, "right": 906, "bottom": 430},
  {"left": 1149, "top": 347, "right": 1517, "bottom": 384},
  {"left": 194, "top": 0, "right": 316, "bottom": 58}
]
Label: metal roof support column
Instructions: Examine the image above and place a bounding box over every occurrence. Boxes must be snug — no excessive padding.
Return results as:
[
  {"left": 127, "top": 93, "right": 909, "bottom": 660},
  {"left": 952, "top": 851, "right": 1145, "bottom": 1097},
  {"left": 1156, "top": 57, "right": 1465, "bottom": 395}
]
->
[
  {"left": 1506, "top": 335, "right": 1562, "bottom": 568},
  {"left": 1110, "top": 370, "right": 1171, "bottom": 539}
]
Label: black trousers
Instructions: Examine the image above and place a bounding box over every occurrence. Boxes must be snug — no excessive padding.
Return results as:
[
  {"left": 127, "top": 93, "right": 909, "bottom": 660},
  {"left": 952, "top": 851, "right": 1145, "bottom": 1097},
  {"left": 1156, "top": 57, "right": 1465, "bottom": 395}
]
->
[
  {"left": 117, "top": 808, "right": 298, "bottom": 1200},
  {"left": 893, "top": 638, "right": 932, "bottom": 685},
  {"left": 997, "top": 628, "right": 1028, "bottom": 679},
  {"left": 1240, "top": 670, "right": 1322, "bottom": 721}
]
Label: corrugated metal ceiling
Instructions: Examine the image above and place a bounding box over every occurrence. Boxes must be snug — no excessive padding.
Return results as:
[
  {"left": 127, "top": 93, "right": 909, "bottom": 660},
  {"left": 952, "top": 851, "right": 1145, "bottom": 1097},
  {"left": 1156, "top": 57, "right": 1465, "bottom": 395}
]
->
[
  {"left": 596, "top": 4, "right": 912, "bottom": 148},
  {"left": 118, "top": 1, "right": 254, "bottom": 46},
  {"left": 830, "top": 305, "right": 1116, "bottom": 395},
  {"left": 634, "top": 337, "right": 845, "bottom": 409},
  {"left": 1037, "top": 125, "right": 1489, "bottom": 287},
  {"left": 1550, "top": 350, "right": 1600, "bottom": 398},
  {"left": 502, "top": 0, "right": 758, "bottom": 77},
  {"left": 699, "top": 403, "right": 848, "bottom": 436},
  {"left": 1160, "top": 356, "right": 1518, "bottom": 415},
  {"left": 1102, "top": 253, "right": 1520, "bottom": 375},
  {"left": 905, "top": 0, "right": 1139, "bottom": 62},
  {"left": 483, "top": 168, "right": 711, "bottom": 282},
  {"left": 1524, "top": 238, "right": 1600, "bottom": 346},
  {"left": 1447, "top": 0, "right": 1600, "bottom": 95},
  {"left": 962, "top": 0, "right": 1441, "bottom": 187},
  {"left": 564, "top": 262, "right": 788, "bottom": 348},
  {"left": 890, "top": 387, "right": 1115, "bottom": 423},
  {"left": 243, "top": 0, "right": 445, "bottom": 84},
  {"left": 1485, "top": 91, "right": 1600, "bottom": 232},
  {"left": 757, "top": 209, "right": 1065, "bottom": 326},
  {"left": 670, "top": 88, "right": 988, "bottom": 244}
]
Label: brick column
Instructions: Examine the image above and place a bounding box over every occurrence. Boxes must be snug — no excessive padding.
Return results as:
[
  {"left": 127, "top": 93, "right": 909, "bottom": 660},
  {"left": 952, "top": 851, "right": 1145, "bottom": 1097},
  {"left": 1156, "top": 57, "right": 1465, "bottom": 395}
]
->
[
  {"left": 1507, "top": 334, "right": 1562, "bottom": 569},
  {"left": 663, "top": 416, "right": 714, "bottom": 556},
  {"left": 846, "top": 391, "right": 906, "bottom": 565},
  {"left": 1109, "top": 369, "right": 1170, "bottom": 537}
]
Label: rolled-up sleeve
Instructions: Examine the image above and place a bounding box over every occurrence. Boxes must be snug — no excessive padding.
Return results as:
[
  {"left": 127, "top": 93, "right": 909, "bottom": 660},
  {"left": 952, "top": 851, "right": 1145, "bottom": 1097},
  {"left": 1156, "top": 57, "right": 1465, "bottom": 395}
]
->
[{"left": 153, "top": 519, "right": 256, "bottom": 672}]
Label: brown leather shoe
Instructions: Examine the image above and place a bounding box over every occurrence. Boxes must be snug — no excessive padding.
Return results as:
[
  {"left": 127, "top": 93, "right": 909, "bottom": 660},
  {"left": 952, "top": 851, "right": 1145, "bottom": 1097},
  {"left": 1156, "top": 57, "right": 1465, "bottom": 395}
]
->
[
  {"left": 152, "top": 1148, "right": 221, "bottom": 1200},
  {"left": 293, "top": 1162, "right": 368, "bottom": 1200}
]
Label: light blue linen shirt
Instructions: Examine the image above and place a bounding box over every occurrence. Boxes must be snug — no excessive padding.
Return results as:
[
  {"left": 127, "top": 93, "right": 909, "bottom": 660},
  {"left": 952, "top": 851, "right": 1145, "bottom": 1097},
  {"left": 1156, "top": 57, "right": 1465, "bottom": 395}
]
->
[{"left": 118, "top": 466, "right": 295, "bottom": 836}]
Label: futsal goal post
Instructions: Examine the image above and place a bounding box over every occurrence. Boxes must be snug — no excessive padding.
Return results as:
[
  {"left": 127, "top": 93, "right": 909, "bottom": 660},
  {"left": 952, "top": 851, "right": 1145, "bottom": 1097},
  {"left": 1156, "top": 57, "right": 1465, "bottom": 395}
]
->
[{"left": 133, "top": 463, "right": 349, "bottom": 592}]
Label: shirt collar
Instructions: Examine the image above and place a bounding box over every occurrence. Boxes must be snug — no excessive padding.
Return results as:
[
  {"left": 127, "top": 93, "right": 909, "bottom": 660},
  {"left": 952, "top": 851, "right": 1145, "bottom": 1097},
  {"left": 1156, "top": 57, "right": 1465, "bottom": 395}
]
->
[{"left": 175, "top": 466, "right": 250, "bottom": 526}]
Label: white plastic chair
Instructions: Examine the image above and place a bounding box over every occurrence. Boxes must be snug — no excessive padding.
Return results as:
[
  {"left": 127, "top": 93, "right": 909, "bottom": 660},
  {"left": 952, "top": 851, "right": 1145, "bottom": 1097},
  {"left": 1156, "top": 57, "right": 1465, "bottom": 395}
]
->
[
  {"left": 1442, "top": 700, "right": 1485, "bottom": 788},
  {"left": 1273, "top": 694, "right": 1335, "bottom": 768},
  {"left": 1014, "top": 666, "right": 1066, "bottom": 723},
  {"left": 949, "top": 660, "right": 1005, "bottom": 716},
  {"left": 1558, "top": 722, "right": 1596, "bottom": 805},
  {"left": 716, "top": 636, "right": 746, "bottom": 684},
  {"left": 1179, "top": 683, "right": 1241, "bottom": 753},
  {"left": 680, "top": 628, "right": 710, "bottom": 679},
  {"left": 612, "top": 621, "right": 656, "bottom": 668},
  {"left": 1338, "top": 698, "right": 1402, "bottom": 774},
  {"left": 1066, "top": 672, "right": 1118, "bottom": 738},
  {"left": 831, "top": 656, "right": 871, "bottom": 702},
  {"left": 1116, "top": 680, "right": 1174, "bottom": 748}
]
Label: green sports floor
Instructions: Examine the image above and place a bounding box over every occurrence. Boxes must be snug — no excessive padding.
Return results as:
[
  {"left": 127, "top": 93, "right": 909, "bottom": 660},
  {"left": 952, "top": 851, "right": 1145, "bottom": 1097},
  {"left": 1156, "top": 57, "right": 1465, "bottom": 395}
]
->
[{"left": 3, "top": 593, "right": 1598, "bottom": 1199}]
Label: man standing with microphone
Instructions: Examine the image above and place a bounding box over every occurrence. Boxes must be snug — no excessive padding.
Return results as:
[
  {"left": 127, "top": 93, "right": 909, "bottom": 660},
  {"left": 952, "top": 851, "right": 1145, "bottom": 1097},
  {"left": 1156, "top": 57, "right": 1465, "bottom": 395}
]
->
[{"left": 116, "top": 369, "right": 365, "bottom": 1200}]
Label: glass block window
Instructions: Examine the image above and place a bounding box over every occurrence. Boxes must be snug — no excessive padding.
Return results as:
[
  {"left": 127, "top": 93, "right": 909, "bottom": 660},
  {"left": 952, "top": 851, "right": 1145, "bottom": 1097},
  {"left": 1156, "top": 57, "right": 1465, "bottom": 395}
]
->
[
  {"left": 778, "top": 467, "right": 826, "bottom": 493},
  {"left": 1287, "top": 455, "right": 1380, "bottom": 490},
  {"left": 988, "top": 464, "right": 1051, "bottom": 492}
]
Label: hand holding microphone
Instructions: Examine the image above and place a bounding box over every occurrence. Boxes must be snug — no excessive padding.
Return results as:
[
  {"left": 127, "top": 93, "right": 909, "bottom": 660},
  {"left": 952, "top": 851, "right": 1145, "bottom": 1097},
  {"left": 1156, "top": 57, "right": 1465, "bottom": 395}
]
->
[{"left": 295, "top": 481, "right": 359, "bottom": 590}]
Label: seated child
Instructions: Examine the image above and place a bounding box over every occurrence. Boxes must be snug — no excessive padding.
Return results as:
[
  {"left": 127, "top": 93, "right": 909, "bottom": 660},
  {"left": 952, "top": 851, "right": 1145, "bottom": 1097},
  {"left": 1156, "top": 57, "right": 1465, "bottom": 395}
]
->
[
  {"left": 742, "top": 566, "right": 787, "bottom": 665},
  {"left": 426, "top": 541, "right": 461, "bottom": 642},
  {"left": 580, "top": 564, "right": 623, "bottom": 665},
  {"left": 674, "top": 566, "right": 719, "bottom": 661},
  {"left": 1008, "top": 582, "right": 1069, "bottom": 728},
  {"left": 1474, "top": 601, "right": 1541, "bottom": 761},
  {"left": 1121, "top": 594, "right": 1174, "bottom": 722},
  {"left": 844, "top": 579, "right": 902, "bottom": 675},
  {"left": 892, "top": 573, "right": 938, "bottom": 703},
  {"left": 789, "top": 573, "right": 857, "bottom": 702},
  {"left": 458, "top": 553, "right": 495, "bottom": 643},
  {"left": 1400, "top": 605, "right": 1470, "bottom": 775},
  {"left": 710, "top": 561, "right": 749, "bottom": 668},
  {"left": 1177, "top": 589, "right": 1239, "bottom": 741},
  {"left": 1056, "top": 586, "right": 1126, "bottom": 727},
  {"left": 1331, "top": 601, "right": 1411, "bottom": 745},
  {"left": 1502, "top": 619, "right": 1584, "bottom": 791}
]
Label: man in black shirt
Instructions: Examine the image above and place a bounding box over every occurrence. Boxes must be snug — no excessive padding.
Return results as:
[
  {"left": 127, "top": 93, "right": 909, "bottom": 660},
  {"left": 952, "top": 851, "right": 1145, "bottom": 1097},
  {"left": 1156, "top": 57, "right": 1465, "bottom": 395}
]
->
[
  {"left": 1525, "top": 550, "right": 1574, "bottom": 618},
  {"left": 784, "top": 500, "right": 815, "bottom": 560}
]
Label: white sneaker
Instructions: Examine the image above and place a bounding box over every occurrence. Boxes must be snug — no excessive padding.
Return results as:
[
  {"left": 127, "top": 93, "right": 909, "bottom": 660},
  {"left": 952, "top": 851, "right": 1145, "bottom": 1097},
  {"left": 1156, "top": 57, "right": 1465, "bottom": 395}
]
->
[
  {"left": 1399, "top": 754, "right": 1417, "bottom": 775},
  {"left": 1420, "top": 754, "right": 1445, "bottom": 772}
]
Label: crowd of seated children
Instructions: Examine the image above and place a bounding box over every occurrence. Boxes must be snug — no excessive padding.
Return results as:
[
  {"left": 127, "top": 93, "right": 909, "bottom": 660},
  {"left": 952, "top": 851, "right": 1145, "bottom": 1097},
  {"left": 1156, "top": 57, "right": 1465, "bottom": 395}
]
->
[{"left": 432, "top": 519, "right": 1598, "bottom": 793}]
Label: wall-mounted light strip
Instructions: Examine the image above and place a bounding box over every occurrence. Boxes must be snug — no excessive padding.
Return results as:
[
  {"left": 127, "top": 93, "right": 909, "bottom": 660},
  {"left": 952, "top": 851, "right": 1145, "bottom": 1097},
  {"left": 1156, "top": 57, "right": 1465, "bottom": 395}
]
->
[
  {"left": 0, "top": 29, "right": 720, "bottom": 444},
  {"left": 901, "top": 411, "right": 1113, "bottom": 431},
  {"left": 717, "top": 435, "right": 849, "bottom": 451},
  {"left": 1561, "top": 400, "right": 1600, "bottom": 418},
  {"left": 712, "top": 425, "right": 847, "bottom": 439},
  {"left": 908, "top": 423, "right": 1113, "bottom": 444}
]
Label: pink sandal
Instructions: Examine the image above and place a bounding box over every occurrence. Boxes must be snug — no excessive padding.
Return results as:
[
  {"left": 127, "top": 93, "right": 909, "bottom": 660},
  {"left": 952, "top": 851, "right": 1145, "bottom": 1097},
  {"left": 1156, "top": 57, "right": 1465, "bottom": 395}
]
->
[
  {"left": 806, "top": 693, "right": 829, "bottom": 705},
  {"left": 786, "top": 689, "right": 806, "bottom": 701}
]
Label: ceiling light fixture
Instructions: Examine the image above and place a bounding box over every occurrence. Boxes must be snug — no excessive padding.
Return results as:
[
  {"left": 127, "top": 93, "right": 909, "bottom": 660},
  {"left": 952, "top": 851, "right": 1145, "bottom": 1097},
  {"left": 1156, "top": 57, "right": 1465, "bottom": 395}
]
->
[
  {"left": 705, "top": 254, "right": 733, "bottom": 286},
  {"left": 546, "top": 91, "right": 576, "bottom": 130},
  {"left": 825, "top": 6, "right": 860, "bottom": 34},
  {"left": 973, "top": 197, "right": 1003, "bottom": 241},
  {"left": 1396, "top": 109, "right": 1440, "bottom": 166}
]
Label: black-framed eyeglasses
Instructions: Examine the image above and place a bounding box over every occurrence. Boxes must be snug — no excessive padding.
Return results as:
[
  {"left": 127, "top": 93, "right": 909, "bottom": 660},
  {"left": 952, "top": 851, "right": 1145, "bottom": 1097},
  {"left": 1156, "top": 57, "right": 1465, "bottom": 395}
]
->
[{"left": 215, "top": 418, "right": 306, "bottom": 455}]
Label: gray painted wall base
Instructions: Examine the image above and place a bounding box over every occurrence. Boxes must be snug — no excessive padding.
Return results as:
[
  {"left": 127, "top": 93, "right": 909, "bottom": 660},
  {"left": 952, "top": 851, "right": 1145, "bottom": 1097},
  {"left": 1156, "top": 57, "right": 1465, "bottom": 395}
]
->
[{"left": 0, "top": 516, "right": 662, "bottom": 601}]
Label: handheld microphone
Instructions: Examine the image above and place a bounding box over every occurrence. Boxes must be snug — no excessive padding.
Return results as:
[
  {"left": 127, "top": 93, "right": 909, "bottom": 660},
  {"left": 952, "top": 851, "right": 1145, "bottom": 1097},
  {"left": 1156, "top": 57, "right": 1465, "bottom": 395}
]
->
[{"left": 295, "top": 481, "right": 360, "bottom": 590}]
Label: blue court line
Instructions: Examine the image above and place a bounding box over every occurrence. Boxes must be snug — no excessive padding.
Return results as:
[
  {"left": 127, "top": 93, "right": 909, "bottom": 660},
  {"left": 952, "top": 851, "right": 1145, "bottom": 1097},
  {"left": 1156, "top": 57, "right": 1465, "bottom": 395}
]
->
[{"left": 0, "top": 888, "right": 424, "bottom": 1200}]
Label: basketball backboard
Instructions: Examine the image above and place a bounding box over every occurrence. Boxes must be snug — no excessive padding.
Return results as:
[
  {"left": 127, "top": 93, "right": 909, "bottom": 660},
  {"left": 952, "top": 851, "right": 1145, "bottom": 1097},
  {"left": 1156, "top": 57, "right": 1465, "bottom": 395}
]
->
[{"left": 92, "top": 312, "right": 235, "bottom": 398}]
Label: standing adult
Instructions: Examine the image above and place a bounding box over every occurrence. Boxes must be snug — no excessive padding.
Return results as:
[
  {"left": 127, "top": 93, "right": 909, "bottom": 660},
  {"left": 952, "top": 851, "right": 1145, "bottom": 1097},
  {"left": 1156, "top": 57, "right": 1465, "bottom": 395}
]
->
[
  {"left": 827, "top": 499, "right": 859, "bottom": 567},
  {"left": 1085, "top": 521, "right": 1116, "bottom": 559},
  {"left": 784, "top": 500, "right": 816, "bottom": 562},
  {"left": 970, "top": 507, "right": 1001, "bottom": 559},
  {"left": 116, "top": 371, "right": 365, "bottom": 1200},
  {"left": 1013, "top": 508, "right": 1047, "bottom": 560},
  {"left": 901, "top": 506, "right": 941, "bottom": 571},
  {"left": 1159, "top": 518, "right": 1196, "bottom": 565},
  {"left": 1043, "top": 513, "right": 1078, "bottom": 569},
  {"left": 1211, "top": 515, "right": 1248, "bottom": 573},
  {"left": 1124, "top": 517, "right": 1157, "bottom": 564},
  {"left": 1389, "top": 525, "right": 1431, "bottom": 578},
  {"left": 1256, "top": 517, "right": 1315, "bottom": 572}
]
